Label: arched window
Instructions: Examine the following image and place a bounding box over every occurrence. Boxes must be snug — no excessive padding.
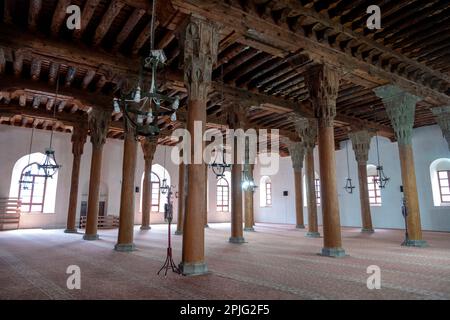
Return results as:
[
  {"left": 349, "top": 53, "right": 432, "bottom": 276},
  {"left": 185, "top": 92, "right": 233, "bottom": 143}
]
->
[
  {"left": 367, "top": 164, "right": 382, "bottom": 206},
  {"left": 150, "top": 172, "right": 160, "bottom": 212},
  {"left": 9, "top": 153, "right": 58, "bottom": 213},
  {"left": 259, "top": 176, "right": 272, "bottom": 207},
  {"left": 430, "top": 158, "right": 450, "bottom": 206},
  {"left": 140, "top": 164, "right": 170, "bottom": 213},
  {"left": 314, "top": 178, "right": 321, "bottom": 205},
  {"left": 216, "top": 177, "right": 229, "bottom": 212}
]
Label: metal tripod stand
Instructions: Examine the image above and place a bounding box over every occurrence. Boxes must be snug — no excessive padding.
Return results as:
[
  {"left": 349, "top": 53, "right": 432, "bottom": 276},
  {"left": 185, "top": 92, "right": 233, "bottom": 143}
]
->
[{"left": 157, "top": 186, "right": 181, "bottom": 276}]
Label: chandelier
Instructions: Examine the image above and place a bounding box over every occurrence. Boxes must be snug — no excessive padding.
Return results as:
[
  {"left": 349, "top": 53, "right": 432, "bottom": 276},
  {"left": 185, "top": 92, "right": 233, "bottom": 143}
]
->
[
  {"left": 209, "top": 145, "right": 231, "bottom": 179},
  {"left": 374, "top": 133, "right": 389, "bottom": 188},
  {"left": 114, "top": 0, "right": 179, "bottom": 137},
  {"left": 39, "top": 78, "right": 61, "bottom": 178},
  {"left": 343, "top": 140, "right": 355, "bottom": 194}
]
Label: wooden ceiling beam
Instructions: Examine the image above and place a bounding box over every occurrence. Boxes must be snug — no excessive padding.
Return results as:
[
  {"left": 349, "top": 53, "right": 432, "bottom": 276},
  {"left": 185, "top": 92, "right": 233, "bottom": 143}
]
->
[
  {"left": 170, "top": 0, "right": 450, "bottom": 104},
  {"left": 73, "top": 0, "right": 102, "bottom": 40},
  {"left": 28, "top": 0, "right": 42, "bottom": 32},
  {"left": 51, "top": 0, "right": 71, "bottom": 36},
  {"left": 93, "top": 0, "right": 126, "bottom": 47}
]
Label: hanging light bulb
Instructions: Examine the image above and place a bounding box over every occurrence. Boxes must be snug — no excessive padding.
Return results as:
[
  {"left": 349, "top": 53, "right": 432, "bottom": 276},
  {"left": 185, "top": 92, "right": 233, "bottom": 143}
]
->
[
  {"left": 113, "top": 98, "right": 121, "bottom": 113},
  {"left": 146, "top": 110, "right": 154, "bottom": 123},
  {"left": 137, "top": 114, "right": 144, "bottom": 125},
  {"left": 133, "top": 86, "right": 141, "bottom": 102},
  {"left": 343, "top": 140, "right": 355, "bottom": 194},
  {"left": 375, "top": 134, "right": 390, "bottom": 188}
]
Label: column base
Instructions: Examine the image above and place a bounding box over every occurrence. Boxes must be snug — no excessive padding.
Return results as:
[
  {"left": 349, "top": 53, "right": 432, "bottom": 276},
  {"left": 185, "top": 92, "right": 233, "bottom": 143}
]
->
[
  {"left": 83, "top": 234, "right": 99, "bottom": 241},
  {"left": 174, "top": 230, "right": 183, "bottom": 235},
  {"left": 229, "top": 237, "right": 246, "bottom": 244},
  {"left": 361, "top": 228, "right": 375, "bottom": 233},
  {"left": 306, "top": 232, "right": 321, "bottom": 238},
  {"left": 320, "top": 247, "right": 347, "bottom": 258},
  {"left": 179, "top": 262, "right": 208, "bottom": 276},
  {"left": 401, "top": 239, "right": 428, "bottom": 247},
  {"left": 64, "top": 229, "right": 78, "bottom": 234},
  {"left": 296, "top": 224, "right": 305, "bottom": 229},
  {"left": 114, "top": 243, "right": 136, "bottom": 252},
  {"left": 244, "top": 227, "right": 255, "bottom": 232},
  {"left": 140, "top": 225, "right": 151, "bottom": 230}
]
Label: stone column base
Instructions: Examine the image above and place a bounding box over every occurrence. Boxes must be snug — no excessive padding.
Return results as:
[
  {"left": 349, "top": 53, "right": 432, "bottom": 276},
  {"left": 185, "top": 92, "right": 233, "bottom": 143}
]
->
[
  {"left": 401, "top": 239, "right": 428, "bottom": 247},
  {"left": 296, "top": 224, "right": 305, "bottom": 229},
  {"left": 361, "top": 228, "right": 375, "bottom": 233},
  {"left": 83, "top": 234, "right": 99, "bottom": 241},
  {"left": 174, "top": 230, "right": 183, "bottom": 235},
  {"left": 114, "top": 243, "right": 136, "bottom": 252},
  {"left": 244, "top": 227, "right": 255, "bottom": 232},
  {"left": 64, "top": 229, "right": 78, "bottom": 234},
  {"left": 179, "top": 262, "right": 208, "bottom": 276},
  {"left": 306, "top": 232, "right": 321, "bottom": 238},
  {"left": 140, "top": 225, "right": 151, "bottom": 230},
  {"left": 229, "top": 237, "right": 246, "bottom": 244},
  {"left": 320, "top": 247, "right": 347, "bottom": 258}
]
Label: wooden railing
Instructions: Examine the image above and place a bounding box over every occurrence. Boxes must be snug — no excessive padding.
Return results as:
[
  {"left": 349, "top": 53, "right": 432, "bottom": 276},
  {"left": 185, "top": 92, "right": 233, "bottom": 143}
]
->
[
  {"left": 79, "top": 215, "right": 119, "bottom": 229},
  {"left": 0, "top": 197, "right": 21, "bottom": 231}
]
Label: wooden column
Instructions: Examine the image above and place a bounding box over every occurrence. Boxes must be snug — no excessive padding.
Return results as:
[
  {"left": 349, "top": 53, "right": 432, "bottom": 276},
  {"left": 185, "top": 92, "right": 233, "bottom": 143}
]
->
[
  {"left": 349, "top": 130, "right": 374, "bottom": 233},
  {"left": 83, "top": 109, "right": 110, "bottom": 240},
  {"left": 431, "top": 106, "right": 450, "bottom": 151},
  {"left": 286, "top": 140, "right": 305, "bottom": 229},
  {"left": 115, "top": 119, "right": 138, "bottom": 251},
  {"left": 140, "top": 137, "right": 157, "bottom": 230},
  {"left": 65, "top": 123, "right": 87, "bottom": 233},
  {"left": 204, "top": 164, "right": 209, "bottom": 227},
  {"left": 175, "top": 163, "right": 186, "bottom": 235},
  {"left": 374, "top": 85, "right": 427, "bottom": 247},
  {"left": 244, "top": 164, "right": 255, "bottom": 231},
  {"left": 295, "top": 118, "right": 320, "bottom": 238},
  {"left": 179, "top": 16, "right": 219, "bottom": 275},
  {"left": 305, "top": 65, "right": 345, "bottom": 257},
  {"left": 227, "top": 103, "right": 248, "bottom": 243}
]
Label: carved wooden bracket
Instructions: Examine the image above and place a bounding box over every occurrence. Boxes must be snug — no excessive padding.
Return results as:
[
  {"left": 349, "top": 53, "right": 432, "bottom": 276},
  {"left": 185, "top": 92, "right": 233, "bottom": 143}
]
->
[{"left": 71, "top": 123, "right": 88, "bottom": 157}]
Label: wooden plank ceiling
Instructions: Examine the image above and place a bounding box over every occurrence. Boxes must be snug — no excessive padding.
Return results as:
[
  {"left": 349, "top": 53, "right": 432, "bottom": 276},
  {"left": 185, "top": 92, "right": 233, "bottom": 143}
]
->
[{"left": 0, "top": 0, "right": 448, "bottom": 154}]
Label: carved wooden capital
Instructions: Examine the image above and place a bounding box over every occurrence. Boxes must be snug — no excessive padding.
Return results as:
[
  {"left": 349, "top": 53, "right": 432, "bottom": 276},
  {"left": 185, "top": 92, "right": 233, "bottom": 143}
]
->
[
  {"left": 71, "top": 123, "right": 88, "bottom": 157},
  {"left": 431, "top": 106, "right": 450, "bottom": 151},
  {"left": 288, "top": 141, "right": 305, "bottom": 172},
  {"left": 140, "top": 136, "right": 158, "bottom": 163},
  {"left": 304, "top": 64, "right": 340, "bottom": 128},
  {"left": 348, "top": 130, "right": 373, "bottom": 164},
  {"left": 294, "top": 117, "right": 318, "bottom": 150},
  {"left": 88, "top": 108, "right": 111, "bottom": 149},
  {"left": 373, "top": 85, "right": 420, "bottom": 145},
  {"left": 179, "top": 15, "right": 220, "bottom": 101}
]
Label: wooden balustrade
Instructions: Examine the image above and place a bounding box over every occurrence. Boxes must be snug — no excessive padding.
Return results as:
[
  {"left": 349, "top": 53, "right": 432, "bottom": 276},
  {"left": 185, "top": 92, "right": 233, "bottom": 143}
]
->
[
  {"left": 79, "top": 215, "right": 119, "bottom": 229},
  {"left": 0, "top": 197, "right": 21, "bottom": 231}
]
